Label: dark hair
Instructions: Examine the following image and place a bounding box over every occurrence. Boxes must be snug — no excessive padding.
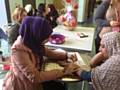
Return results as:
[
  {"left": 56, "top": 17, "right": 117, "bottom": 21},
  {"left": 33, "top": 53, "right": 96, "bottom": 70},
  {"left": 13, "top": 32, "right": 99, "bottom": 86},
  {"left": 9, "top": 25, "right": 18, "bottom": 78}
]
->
[
  {"left": 38, "top": 3, "right": 46, "bottom": 17},
  {"left": 46, "top": 4, "right": 59, "bottom": 28},
  {"left": 27, "top": 10, "right": 33, "bottom": 16},
  {"left": 19, "top": 16, "right": 53, "bottom": 68},
  {"left": 48, "top": 4, "right": 57, "bottom": 13}
]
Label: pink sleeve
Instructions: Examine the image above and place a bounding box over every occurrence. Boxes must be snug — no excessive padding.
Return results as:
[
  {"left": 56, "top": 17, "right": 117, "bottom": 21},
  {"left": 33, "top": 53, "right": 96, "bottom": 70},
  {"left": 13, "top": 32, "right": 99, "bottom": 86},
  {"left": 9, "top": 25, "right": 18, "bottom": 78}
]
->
[{"left": 12, "top": 49, "right": 64, "bottom": 83}]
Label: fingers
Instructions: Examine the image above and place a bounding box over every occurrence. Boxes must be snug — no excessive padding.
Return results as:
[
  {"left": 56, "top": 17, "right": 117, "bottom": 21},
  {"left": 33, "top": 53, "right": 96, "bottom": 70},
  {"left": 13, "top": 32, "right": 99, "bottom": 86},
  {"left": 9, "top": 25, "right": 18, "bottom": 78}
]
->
[
  {"left": 57, "top": 61, "right": 69, "bottom": 67},
  {"left": 110, "top": 21, "right": 120, "bottom": 26},
  {"left": 72, "top": 66, "right": 80, "bottom": 72},
  {"left": 63, "top": 63, "right": 80, "bottom": 75},
  {"left": 67, "top": 53, "right": 77, "bottom": 62}
]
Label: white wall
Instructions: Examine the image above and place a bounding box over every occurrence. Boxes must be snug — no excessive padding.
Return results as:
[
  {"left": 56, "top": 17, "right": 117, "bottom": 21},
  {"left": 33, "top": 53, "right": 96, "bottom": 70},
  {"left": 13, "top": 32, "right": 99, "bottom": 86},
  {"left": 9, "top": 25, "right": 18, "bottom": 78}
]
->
[
  {"left": 46, "top": 0, "right": 53, "bottom": 4},
  {"left": 0, "top": 0, "right": 8, "bottom": 28},
  {"left": 77, "top": 0, "right": 89, "bottom": 22}
]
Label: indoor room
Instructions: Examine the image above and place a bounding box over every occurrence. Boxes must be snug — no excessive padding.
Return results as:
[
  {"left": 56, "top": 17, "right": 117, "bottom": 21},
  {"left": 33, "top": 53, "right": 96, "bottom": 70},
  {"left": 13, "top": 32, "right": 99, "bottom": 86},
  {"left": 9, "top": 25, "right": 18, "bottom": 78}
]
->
[{"left": 1, "top": 0, "right": 119, "bottom": 90}]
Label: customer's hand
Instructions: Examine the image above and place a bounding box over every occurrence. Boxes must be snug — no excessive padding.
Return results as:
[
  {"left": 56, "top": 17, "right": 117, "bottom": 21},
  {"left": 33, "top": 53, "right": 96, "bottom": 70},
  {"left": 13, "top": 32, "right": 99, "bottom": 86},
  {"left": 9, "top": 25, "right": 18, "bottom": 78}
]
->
[
  {"left": 67, "top": 53, "right": 77, "bottom": 62},
  {"left": 63, "top": 63, "right": 80, "bottom": 75}
]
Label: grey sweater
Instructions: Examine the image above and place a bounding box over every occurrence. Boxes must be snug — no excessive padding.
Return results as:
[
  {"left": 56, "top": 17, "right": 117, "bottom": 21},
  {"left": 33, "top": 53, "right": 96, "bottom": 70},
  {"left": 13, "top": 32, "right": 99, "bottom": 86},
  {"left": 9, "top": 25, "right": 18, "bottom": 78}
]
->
[{"left": 94, "top": 1, "right": 110, "bottom": 38}]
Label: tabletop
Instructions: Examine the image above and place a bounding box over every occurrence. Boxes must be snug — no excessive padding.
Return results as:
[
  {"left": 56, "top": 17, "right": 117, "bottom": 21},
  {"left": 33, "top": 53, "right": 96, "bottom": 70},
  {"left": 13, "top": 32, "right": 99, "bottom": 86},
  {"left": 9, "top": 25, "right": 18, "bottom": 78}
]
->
[{"left": 46, "top": 25, "right": 95, "bottom": 52}]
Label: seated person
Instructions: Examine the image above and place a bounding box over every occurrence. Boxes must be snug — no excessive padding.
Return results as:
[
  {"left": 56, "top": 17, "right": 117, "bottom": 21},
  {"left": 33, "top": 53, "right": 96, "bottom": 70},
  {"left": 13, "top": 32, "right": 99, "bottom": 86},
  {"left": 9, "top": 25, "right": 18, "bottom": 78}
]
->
[
  {"left": 8, "top": 7, "right": 27, "bottom": 46},
  {"left": 37, "top": 3, "right": 59, "bottom": 29},
  {"left": 46, "top": 4, "right": 59, "bottom": 28},
  {"left": 95, "top": 0, "right": 120, "bottom": 53},
  {"left": 3, "top": 16, "right": 79, "bottom": 90},
  {"left": 76, "top": 32, "right": 120, "bottom": 90},
  {"left": 94, "top": 0, "right": 110, "bottom": 53},
  {"left": 37, "top": 3, "right": 49, "bottom": 18},
  {"left": 25, "top": 4, "right": 37, "bottom": 16},
  {"left": 25, "top": 4, "right": 33, "bottom": 16}
]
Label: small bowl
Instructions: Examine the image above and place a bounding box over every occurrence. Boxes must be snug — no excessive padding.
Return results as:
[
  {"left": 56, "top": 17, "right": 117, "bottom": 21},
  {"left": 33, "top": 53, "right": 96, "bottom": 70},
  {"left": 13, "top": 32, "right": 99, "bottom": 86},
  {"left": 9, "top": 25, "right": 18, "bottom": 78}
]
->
[{"left": 49, "top": 34, "right": 65, "bottom": 44}]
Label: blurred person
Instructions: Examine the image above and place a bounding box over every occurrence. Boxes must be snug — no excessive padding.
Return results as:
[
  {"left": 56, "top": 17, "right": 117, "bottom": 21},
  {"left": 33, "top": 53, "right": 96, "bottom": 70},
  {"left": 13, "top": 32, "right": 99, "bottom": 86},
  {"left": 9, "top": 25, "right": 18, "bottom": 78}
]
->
[
  {"left": 3, "top": 16, "right": 79, "bottom": 90},
  {"left": 8, "top": 7, "right": 27, "bottom": 46},
  {"left": 37, "top": 3, "right": 59, "bottom": 29},
  {"left": 94, "top": 1, "right": 111, "bottom": 53},
  {"left": 76, "top": 32, "right": 120, "bottom": 90},
  {"left": 94, "top": 0, "right": 120, "bottom": 53},
  {"left": 24, "top": 4, "right": 37, "bottom": 16},
  {"left": 37, "top": 3, "right": 49, "bottom": 18}
]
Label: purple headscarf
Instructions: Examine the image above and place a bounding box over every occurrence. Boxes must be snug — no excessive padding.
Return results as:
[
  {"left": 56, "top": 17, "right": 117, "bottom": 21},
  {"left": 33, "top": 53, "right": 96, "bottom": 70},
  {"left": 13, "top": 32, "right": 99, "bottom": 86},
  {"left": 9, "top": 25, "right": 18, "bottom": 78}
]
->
[{"left": 19, "top": 16, "right": 52, "bottom": 57}]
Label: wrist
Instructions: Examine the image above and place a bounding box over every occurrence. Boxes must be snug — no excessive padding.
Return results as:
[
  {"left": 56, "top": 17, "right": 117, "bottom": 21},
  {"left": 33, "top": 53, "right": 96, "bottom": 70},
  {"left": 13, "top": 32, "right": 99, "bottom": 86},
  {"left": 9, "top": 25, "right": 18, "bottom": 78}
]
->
[
  {"left": 76, "top": 69, "right": 83, "bottom": 76},
  {"left": 80, "top": 71, "right": 91, "bottom": 82}
]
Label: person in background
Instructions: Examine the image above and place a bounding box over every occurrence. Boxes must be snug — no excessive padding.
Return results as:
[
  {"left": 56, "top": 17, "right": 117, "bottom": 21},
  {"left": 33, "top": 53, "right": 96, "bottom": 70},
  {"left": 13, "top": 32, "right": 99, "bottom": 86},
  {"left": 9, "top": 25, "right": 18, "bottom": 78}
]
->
[
  {"left": 8, "top": 7, "right": 27, "bottom": 46},
  {"left": 46, "top": 4, "right": 59, "bottom": 28},
  {"left": 94, "top": 0, "right": 120, "bottom": 53},
  {"left": 3, "top": 16, "right": 79, "bottom": 90},
  {"left": 37, "top": 3, "right": 59, "bottom": 29},
  {"left": 76, "top": 32, "right": 120, "bottom": 90},
  {"left": 24, "top": 4, "right": 37, "bottom": 16},
  {"left": 33, "top": 8, "right": 38, "bottom": 16},
  {"left": 104, "top": 0, "right": 120, "bottom": 32},
  {"left": 24, "top": 4, "right": 33, "bottom": 16},
  {"left": 0, "top": 28, "right": 7, "bottom": 40},
  {"left": 94, "top": 0, "right": 111, "bottom": 53},
  {"left": 37, "top": 3, "right": 49, "bottom": 18}
]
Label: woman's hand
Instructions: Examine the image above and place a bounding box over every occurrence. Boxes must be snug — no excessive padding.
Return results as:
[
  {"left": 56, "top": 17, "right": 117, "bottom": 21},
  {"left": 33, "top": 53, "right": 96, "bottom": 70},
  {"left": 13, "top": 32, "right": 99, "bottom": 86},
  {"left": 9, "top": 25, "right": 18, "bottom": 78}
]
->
[
  {"left": 110, "top": 20, "right": 120, "bottom": 27},
  {"left": 67, "top": 53, "right": 77, "bottom": 62},
  {"left": 63, "top": 63, "right": 80, "bottom": 75}
]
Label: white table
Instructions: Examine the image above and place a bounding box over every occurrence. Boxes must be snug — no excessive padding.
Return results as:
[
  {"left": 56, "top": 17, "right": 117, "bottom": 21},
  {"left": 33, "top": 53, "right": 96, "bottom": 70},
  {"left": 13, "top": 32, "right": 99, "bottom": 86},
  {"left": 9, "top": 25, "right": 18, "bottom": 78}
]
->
[{"left": 46, "top": 25, "right": 95, "bottom": 52}]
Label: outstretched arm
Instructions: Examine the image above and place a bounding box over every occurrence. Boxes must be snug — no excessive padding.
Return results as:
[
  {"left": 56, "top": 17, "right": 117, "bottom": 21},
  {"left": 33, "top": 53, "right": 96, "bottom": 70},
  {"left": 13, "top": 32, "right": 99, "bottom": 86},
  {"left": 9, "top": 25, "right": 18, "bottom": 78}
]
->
[{"left": 90, "top": 52, "right": 106, "bottom": 68}]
